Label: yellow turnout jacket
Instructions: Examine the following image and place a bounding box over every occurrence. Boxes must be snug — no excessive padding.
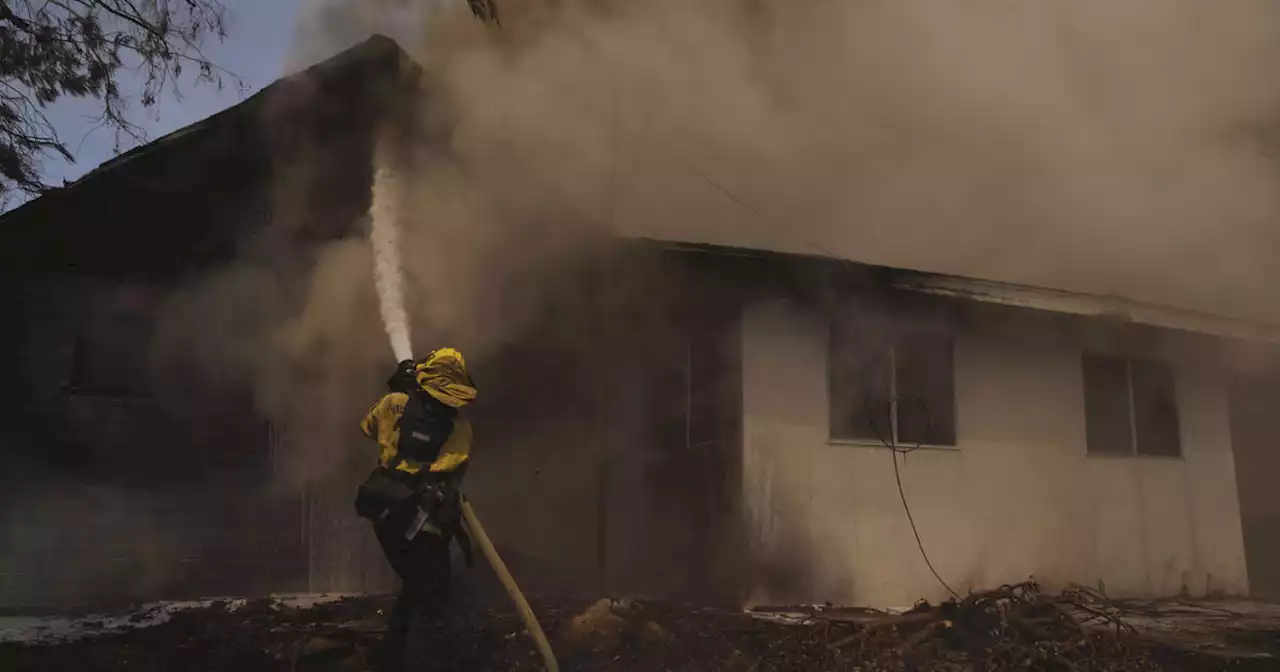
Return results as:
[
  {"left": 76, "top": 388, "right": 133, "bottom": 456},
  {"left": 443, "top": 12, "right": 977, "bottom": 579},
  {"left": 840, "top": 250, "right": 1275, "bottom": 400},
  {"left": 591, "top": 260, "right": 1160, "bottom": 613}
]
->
[
  {"left": 360, "top": 347, "right": 477, "bottom": 476},
  {"left": 361, "top": 393, "right": 473, "bottom": 475}
]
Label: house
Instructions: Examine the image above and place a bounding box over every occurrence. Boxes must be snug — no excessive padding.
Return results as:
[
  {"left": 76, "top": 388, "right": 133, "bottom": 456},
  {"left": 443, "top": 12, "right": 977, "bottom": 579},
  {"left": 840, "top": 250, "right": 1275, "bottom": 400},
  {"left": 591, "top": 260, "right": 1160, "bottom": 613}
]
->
[
  {"left": 732, "top": 256, "right": 1279, "bottom": 607},
  {"left": 3, "top": 35, "right": 1279, "bottom": 612},
  {"left": 0, "top": 34, "right": 419, "bottom": 610}
]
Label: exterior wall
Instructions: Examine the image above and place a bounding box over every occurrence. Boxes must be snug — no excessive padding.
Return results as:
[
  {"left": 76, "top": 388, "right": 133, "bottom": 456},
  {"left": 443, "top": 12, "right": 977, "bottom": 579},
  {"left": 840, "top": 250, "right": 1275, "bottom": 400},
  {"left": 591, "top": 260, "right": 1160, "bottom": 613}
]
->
[
  {"left": 0, "top": 39, "right": 426, "bottom": 611},
  {"left": 0, "top": 39, "right": 748, "bottom": 610},
  {"left": 453, "top": 252, "right": 745, "bottom": 604},
  {"left": 0, "top": 279, "right": 305, "bottom": 611},
  {"left": 0, "top": 246, "right": 741, "bottom": 610},
  {"left": 1228, "top": 376, "right": 1280, "bottom": 602},
  {"left": 741, "top": 296, "right": 1249, "bottom": 608}
]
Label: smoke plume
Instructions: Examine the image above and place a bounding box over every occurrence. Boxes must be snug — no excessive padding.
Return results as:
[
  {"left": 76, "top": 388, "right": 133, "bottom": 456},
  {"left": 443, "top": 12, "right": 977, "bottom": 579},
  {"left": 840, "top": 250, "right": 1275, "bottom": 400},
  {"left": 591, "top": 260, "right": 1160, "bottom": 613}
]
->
[
  {"left": 146, "top": 0, "right": 1280, "bottom": 482},
  {"left": 157, "top": 0, "right": 1280, "bottom": 505},
  {"left": 390, "top": 0, "right": 1280, "bottom": 324}
]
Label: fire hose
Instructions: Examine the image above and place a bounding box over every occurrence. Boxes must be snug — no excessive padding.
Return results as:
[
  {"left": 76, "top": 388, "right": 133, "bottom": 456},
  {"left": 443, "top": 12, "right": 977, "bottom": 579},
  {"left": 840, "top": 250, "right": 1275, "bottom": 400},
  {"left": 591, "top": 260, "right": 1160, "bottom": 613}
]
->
[{"left": 461, "top": 497, "right": 560, "bottom": 672}]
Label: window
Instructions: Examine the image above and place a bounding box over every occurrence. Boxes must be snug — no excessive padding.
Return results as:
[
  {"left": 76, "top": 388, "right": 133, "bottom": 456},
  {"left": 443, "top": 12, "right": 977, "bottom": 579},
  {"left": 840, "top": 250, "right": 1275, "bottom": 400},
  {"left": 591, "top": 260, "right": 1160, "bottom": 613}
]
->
[
  {"left": 1082, "top": 353, "right": 1181, "bottom": 457},
  {"left": 69, "top": 284, "right": 157, "bottom": 398},
  {"left": 11, "top": 283, "right": 80, "bottom": 396},
  {"left": 829, "top": 319, "right": 956, "bottom": 446},
  {"left": 647, "top": 326, "right": 732, "bottom": 452}
]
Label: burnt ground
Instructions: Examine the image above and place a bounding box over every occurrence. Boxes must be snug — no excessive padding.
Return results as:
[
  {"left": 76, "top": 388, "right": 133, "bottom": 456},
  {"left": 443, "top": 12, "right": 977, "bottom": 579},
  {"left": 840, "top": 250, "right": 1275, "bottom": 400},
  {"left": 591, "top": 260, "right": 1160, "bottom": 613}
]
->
[{"left": 3, "top": 586, "right": 1280, "bottom": 671}]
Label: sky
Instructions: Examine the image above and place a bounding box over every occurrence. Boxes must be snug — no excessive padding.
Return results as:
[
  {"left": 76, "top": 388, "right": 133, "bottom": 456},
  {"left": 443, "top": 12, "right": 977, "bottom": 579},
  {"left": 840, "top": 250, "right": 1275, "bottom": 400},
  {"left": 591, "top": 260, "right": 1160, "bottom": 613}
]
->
[{"left": 39, "top": 0, "right": 304, "bottom": 187}]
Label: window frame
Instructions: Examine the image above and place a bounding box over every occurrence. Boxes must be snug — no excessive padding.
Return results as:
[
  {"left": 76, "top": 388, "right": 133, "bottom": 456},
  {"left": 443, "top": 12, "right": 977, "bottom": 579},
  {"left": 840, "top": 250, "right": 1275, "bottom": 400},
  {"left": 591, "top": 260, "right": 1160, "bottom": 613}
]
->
[
  {"left": 67, "top": 283, "right": 159, "bottom": 399},
  {"left": 828, "top": 321, "right": 958, "bottom": 449},
  {"left": 1081, "top": 353, "right": 1183, "bottom": 459}
]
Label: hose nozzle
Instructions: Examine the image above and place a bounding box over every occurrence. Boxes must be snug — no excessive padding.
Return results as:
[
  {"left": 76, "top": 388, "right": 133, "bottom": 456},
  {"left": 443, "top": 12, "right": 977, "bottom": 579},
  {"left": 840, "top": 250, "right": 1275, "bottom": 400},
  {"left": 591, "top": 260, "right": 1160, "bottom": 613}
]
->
[{"left": 387, "top": 359, "right": 418, "bottom": 393}]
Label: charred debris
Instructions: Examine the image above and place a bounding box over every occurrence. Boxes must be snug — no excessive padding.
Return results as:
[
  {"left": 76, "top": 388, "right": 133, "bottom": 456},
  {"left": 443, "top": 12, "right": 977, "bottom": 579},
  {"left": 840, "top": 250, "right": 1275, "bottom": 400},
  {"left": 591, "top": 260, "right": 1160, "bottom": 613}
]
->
[{"left": 4, "top": 581, "right": 1280, "bottom": 671}]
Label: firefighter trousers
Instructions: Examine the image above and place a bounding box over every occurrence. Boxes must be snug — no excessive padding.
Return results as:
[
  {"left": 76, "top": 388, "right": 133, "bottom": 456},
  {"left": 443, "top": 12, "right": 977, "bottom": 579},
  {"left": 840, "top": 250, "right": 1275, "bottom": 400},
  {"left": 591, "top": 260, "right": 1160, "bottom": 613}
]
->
[{"left": 374, "top": 522, "right": 452, "bottom": 671}]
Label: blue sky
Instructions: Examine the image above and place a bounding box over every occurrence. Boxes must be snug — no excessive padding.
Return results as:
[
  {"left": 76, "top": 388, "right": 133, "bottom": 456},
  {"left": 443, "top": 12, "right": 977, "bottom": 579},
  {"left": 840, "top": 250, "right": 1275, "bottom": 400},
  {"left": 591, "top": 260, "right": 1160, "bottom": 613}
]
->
[{"left": 39, "top": 0, "right": 303, "bottom": 186}]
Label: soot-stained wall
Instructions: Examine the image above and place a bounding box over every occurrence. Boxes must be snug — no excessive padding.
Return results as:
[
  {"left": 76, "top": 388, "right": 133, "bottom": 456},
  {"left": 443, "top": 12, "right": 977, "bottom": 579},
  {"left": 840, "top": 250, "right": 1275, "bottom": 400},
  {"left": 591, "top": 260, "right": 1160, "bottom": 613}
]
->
[
  {"left": 740, "top": 289, "right": 1249, "bottom": 608},
  {"left": 0, "top": 38, "right": 404, "bottom": 611}
]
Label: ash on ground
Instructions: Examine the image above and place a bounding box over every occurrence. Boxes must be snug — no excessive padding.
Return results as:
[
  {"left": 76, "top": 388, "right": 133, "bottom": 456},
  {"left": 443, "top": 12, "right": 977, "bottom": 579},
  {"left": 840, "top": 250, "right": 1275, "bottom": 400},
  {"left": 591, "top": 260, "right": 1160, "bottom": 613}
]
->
[{"left": 3, "top": 583, "right": 1280, "bottom": 671}]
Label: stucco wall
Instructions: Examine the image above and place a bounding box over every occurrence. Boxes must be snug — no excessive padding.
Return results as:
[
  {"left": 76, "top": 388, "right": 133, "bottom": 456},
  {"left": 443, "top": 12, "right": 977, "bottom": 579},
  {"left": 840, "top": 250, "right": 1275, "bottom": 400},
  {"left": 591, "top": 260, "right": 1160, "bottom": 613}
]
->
[
  {"left": 741, "top": 298, "right": 1249, "bottom": 608},
  {"left": 1227, "top": 378, "right": 1280, "bottom": 602}
]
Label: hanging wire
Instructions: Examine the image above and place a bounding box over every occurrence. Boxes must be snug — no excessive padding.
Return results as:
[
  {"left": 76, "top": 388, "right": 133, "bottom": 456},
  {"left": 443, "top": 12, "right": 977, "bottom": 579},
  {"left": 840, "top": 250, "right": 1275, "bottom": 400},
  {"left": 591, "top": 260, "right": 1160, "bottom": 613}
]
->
[
  {"left": 679, "top": 156, "right": 960, "bottom": 600},
  {"left": 867, "top": 391, "right": 960, "bottom": 599}
]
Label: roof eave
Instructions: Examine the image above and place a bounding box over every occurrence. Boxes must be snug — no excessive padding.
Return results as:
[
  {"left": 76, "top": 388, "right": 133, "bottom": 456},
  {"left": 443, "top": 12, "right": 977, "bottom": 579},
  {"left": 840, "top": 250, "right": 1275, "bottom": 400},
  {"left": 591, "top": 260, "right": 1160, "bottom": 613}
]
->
[
  {"left": 892, "top": 271, "right": 1280, "bottom": 346},
  {"left": 635, "top": 238, "right": 1280, "bottom": 345}
]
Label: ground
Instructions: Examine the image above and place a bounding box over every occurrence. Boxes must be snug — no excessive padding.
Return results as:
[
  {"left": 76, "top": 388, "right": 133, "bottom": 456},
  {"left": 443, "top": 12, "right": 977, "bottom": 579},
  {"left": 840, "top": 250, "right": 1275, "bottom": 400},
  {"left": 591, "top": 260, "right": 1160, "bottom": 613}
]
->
[{"left": 3, "top": 585, "right": 1280, "bottom": 671}]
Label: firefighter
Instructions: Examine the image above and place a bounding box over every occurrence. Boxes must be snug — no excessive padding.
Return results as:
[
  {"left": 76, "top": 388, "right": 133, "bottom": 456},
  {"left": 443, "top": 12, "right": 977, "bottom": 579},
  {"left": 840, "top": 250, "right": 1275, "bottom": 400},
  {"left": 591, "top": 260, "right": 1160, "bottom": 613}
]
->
[{"left": 355, "top": 347, "right": 478, "bottom": 672}]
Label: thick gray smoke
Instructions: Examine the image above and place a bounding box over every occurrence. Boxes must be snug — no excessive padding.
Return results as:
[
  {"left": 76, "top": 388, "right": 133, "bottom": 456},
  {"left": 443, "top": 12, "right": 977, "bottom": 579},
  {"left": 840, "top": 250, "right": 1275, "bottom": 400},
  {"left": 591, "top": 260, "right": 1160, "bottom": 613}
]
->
[
  {"left": 395, "top": 0, "right": 1280, "bottom": 324},
  {"left": 209, "top": 0, "right": 1280, "bottom": 483},
  {"left": 465, "top": 4, "right": 1280, "bottom": 320}
]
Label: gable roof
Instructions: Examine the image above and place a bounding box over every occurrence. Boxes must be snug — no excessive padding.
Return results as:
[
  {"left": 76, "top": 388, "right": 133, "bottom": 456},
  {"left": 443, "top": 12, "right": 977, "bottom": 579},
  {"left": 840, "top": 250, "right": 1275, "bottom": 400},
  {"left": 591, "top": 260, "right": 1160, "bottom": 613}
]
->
[
  {"left": 16, "top": 34, "right": 413, "bottom": 211},
  {"left": 0, "top": 35, "right": 420, "bottom": 279}
]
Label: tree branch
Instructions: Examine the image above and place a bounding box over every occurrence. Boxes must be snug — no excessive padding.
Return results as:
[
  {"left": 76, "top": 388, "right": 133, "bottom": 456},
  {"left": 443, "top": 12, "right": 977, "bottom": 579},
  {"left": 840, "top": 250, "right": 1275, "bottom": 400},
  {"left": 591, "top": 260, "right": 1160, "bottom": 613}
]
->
[{"left": 0, "top": 0, "right": 238, "bottom": 199}]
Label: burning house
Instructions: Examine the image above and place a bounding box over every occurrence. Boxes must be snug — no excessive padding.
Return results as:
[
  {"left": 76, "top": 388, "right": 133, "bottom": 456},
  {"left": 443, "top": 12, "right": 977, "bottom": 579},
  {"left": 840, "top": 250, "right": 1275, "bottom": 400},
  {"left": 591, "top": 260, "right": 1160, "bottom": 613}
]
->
[{"left": 3, "top": 35, "right": 1280, "bottom": 614}]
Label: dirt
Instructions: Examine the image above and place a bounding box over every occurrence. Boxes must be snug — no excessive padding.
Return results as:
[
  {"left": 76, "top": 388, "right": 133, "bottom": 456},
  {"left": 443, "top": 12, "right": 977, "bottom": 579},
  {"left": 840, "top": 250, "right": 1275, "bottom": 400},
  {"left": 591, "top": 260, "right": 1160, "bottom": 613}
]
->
[{"left": 3, "top": 592, "right": 1279, "bottom": 671}]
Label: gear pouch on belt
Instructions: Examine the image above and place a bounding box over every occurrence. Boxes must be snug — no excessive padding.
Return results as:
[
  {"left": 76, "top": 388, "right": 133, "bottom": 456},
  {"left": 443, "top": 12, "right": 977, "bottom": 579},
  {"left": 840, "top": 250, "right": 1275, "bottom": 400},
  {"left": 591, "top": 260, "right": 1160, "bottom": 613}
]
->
[{"left": 354, "top": 467, "right": 416, "bottom": 522}]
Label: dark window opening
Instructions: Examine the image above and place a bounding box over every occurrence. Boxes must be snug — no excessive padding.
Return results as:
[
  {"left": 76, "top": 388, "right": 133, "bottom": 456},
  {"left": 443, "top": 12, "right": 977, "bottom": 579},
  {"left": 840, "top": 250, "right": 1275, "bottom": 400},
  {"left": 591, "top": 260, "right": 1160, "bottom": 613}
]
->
[
  {"left": 686, "top": 327, "right": 732, "bottom": 450},
  {"left": 1082, "top": 354, "right": 1131, "bottom": 455},
  {"left": 829, "top": 319, "right": 956, "bottom": 447},
  {"left": 69, "top": 285, "right": 157, "bottom": 398},
  {"left": 1082, "top": 353, "right": 1181, "bottom": 457}
]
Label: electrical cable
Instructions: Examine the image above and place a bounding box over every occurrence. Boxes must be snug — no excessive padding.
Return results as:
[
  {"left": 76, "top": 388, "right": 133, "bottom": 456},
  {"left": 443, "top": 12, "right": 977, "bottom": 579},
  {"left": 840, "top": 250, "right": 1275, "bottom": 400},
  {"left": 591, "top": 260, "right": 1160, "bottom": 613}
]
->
[
  {"left": 611, "top": 99, "right": 960, "bottom": 600},
  {"left": 868, "top": 393, "right": 960, "bottom": 600},
  {"left": 680, "top": 157, "right": 962, "bottom": 596}
]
